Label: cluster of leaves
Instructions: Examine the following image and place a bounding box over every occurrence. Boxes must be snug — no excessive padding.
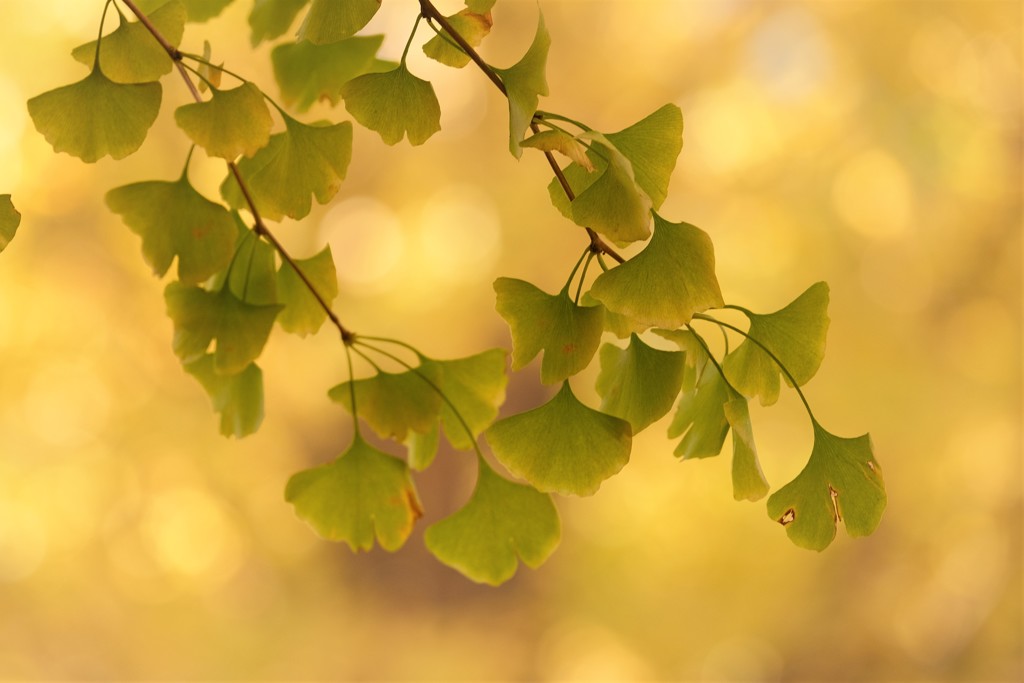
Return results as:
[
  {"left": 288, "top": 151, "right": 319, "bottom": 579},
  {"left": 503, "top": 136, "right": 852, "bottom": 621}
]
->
[{"left": 18, "top": 0, "right": 886, "bottom": 585}]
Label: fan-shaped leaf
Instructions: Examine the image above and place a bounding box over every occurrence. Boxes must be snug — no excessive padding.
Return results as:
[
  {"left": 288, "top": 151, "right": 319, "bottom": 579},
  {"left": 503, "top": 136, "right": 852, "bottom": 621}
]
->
[
  {"left": 724, "top": 397, "right": 769, "bottom": 501},
  {"left": 185, "top": 354, "right": 264, "bottom": 438},
  {"left": 521, "top": 129, "right": 594, "bottom": 172},
  {"left": 72, "top": 1, "right": 185, "bottom": 83},
  {"left": 406, "top": 423, "right": 440, "bottom": 472},
  {"left": 0, "top": 195, "right": 20, "bottom": 253},
  {"left": 596, "top": 334, "right": 685, "bottom": 433},
  {"left": 298, "top": 0, "right": 381, "bottom": 45},
  {"left": 421, "top": 349, "right": 508, "bottom": 451},
  {"left": 667, "top": 365, "right": 731, "bottom": 460},
  {"left": 225, "top": 224, "right": 278, "bottom": 305},
  {"left": 494, "top": 10, "right": 549, "bottom": 157},
  {"left": 604, "top": 103, "right": 683, "bottom": 209},
  {"left": 276, "top": 245, "right": 338, "bottom": 336},
  {"left": 174, "top": 82, "right": 273, "bottom": 159},
  {"left": 329, "top": 365, "right": 443, "bottom": 441},
  {"left": 341, "top": 64, "right": 441, "bottom": 146},
  {"left": 423, "top": 9, "right": 492, "bottom": 69},
  {"left": 487, "top": 381, "right": 631, "bottom": 496},
  {"left": 181, "top": 0, "right": 234, "bottom": 22},
  {"left": 250, "top": 0, "right": 309, "bottom": 46},
  {"left": 273, "top": 35, "right": 393, "bottom": 111},
  {"left": 466, "top": 0, "right": 496, "bottom": 12},
  {"left": 569, "top": 134, "right": 652, "bottom": 245}
]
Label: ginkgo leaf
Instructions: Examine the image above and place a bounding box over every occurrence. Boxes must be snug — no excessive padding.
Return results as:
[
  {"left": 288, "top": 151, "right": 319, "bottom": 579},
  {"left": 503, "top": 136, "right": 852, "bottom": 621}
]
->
[
  {"left": 590, "top": 214, "right": 724, "bottom": 329},
  {"left": 493, "top": 277, "right": 604, "bottom": 384},
  {"left": 722, "top": 282, "right": 830, "bottom": 406},
  {"left": 596, "top": 334, "right": 685, "bottom": 433},
  {"left": 766, "top": 421, "right": 885, "bottom": 551},
  {"left": 341, "top": 64, "right": 441, "bottom": 146},
  {"left": 423, "top": 9, "right": 492, "bottom": 69},
  {"left": 250, "top": 0, "right": 309, "bottom": 46},
  {"left": 106, "top": 169, "right": 237, "bottom": 285},
  {"left": 493, "top": 10, "right": 549, "bottom": 157},
  {"left": 195, "top": 40, "right": 223, "bottom": 93},
  {"left": 521, "top": 129, "right": 594, "bottom": 172},
  {"left": 425, "top": 457, "right": 559, "bottom": 586},
  {"left": 466, "top": 0, "right": 496, "bottom": 12},
  {"left": 724, "top": 397, "right": 769, "bottom": 501},
  {"left": 487, "top": 381, "right": 631, "bottom": 496},
  {"left": 27, "top": 67, "right": 161, "bottom": 163},
  {"left": 569, "top": 134, "right": 653, "bottom": 245},
  {"left": 276, "top": 245, "right": 338, "bottom": 336},
  {"left": 226, "top": 224, "right": 278, "bottom": 305},
  {"left": 0, "top": 195, "right": 20, "bottom": 253},
  {"left": 221, "top": 114, "right": 352, "bottom": 220},
  {"left": 181, "top": 0, "right": 234, "bottom": 22},
  {"left": 184, "top": 354, "right": 264, "bottom": 438},
  {"left": 174, "top": 82, "right": 273, "bottom": 159},
  {"left": 421, "top": 349, "right": 508, "bottom": 450},
  {"left": 328, "top": 365, "right": 443, "bottom": 441},
  {"left": 603, "top": 104, "right": 683, "bottom": 210},
  {"left": 298, "top": 0, "right": 381, "bottom": 45},
  {"left": 273, "top": 35, "right": 393, "bottom": 111},
  {"left": 668, "top": 365, "right": 731, "bottom": 460},
  {"left": 654, "top": 327, "right": 710, "bottom": 397},
  {"left": 164, "top": 281, "right": 282, "bottom": 374},
  {"left": 285, "top": 435, "right": 422, "bottom": 552},
  {"left": 406, "top": 423, "right": 440, "bottom": 472},
  {"left": 581, "top": 292, "right": 646, "bottom": 339},
  {"left": 72, "top": 1, "right": 186, "bottom": 83}
]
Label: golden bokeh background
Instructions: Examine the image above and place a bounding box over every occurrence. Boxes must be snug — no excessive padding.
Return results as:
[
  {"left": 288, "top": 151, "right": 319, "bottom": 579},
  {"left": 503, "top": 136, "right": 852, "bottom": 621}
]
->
[{"left": 0, "top": 0, "right": 1020, "bottom": 680}]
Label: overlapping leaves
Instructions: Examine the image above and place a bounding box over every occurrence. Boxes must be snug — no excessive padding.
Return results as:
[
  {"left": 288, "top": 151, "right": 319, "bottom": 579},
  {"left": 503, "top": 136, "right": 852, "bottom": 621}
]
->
[
  {"left": 174, "top": 82, "right": 273, "bottom": 159},
  {"left": 72, "top": 0, "right": 186, "bottom": 83},
  {"left": 273, "top": 35, "right": 393, "bottom": 111},
  {"left": 494, "top": 10, "right": 549, "bottom": 157}
]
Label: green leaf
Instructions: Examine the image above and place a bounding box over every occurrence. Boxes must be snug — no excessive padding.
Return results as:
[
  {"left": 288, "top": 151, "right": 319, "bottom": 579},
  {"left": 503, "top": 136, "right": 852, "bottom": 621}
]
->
[
  {"left": 298, "top": 0, "right": 381, "bottom": 45},
  {"left": 568, "top": 134, "right": 653, "bottom": 245},
  {"left": 667, "top": 365, "right": 731, "bottom": 460},
  {"left": 724, "top": 397, "right": 769, "bottom": 502},
  {"left": 328, "top": 365, "right": 443, "bottom": 442},
  {"left": 487, "top": 381, "right": 631, "bottom": 496},
  {"left": 595, "top": 334, "right": 685, "bottom": 433},
  {"left": 181, "top": 0, "right": 235, "bottom": 22},
  {"left": 425, "top": 458, "right": 559, "bottom": 586},
  {"left": 276, "top": 245, "right": 338, "bottom": 336},
  {"left": 71, "top": 1, "right": 186, "bottom": 83},
  {"left": 341, "top": 64, "right": 441, "bottom": 146},
  {"left": 521, "top": 129, "right": 594, "bottom": 172},
  {"left": 250, "top": 0, "right": 309, "bottom": 46},
  {"left": 465, "top": 0, "right": 496, "bottom": 12},
  {"left": 226, "top": 223, "right": 278, "bottom": 305},
  {"left": 766, "top": 422, "right": 886, "bottom": 551},
  {"left": 221, "top": 114, "right": 352, "bottom": 220},
  {"left": 493, "top": 10, "right": 549, "bottom": 157},
  {"left": 174, "top": 82, "right": 273, "bottom": 159},
  {"left": 581, "top": 292, "right": 645, "bottom": 339},
  {"left": 423, "top": 9, "right": 492, "bottom": 69},
  {"left": 27, "top": 67, "right": 161, "bottom": 163},
  {"left": 405, "top": 423, "right": 440, "bottom": 472},
  {"left": 722, "top": 282, "right": 830, "bottom": 407},
  {"left": 604, "top": 104, "right": 683, "bottom": 210},
  {"left": 285, "top": 435, "right": 422, "bottom": 552},
  {"left": 654, "top": 327, "right": 710, "bottom": 395},
  {"left": 105, "top": 171, "right": 237, "bottom": 285},
  {"left": 421, "top": 349, "right": 508, "bottom": 451},
  {"left": 195, "top": 40, "right": 223, "bottom": 94},
  {"left": 493, "top": 277, "right": 604, "bottom": 385},
  {"left": 590, "top": 214, "right": 724, "bottom": 329},
  {"left": 164, "top": 281, "right": 282, "bottom": 374},
  {"left": 273, "top": 35, "right": 393, "bottom": 111},
  {"left": 0, "top": 195, "right": 21, "bottom": 253},
  {"left": 184, "top": 355, "right": 264, "bottom": 438}
]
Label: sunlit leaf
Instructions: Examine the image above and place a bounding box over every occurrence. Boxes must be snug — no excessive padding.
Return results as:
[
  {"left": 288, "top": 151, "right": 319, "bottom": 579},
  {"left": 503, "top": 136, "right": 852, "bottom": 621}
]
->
[
  {"left": 493, "top": 10, "right": 549, "bottom": 157},
  {"left": 71, "top": 1, "right": 185, "bottom": 83},
  {"left": 425, "top": 457, "right": 559, "bottom": 586},
  {"left": 604, "top": 103, "right": 683, "bottom": 209},
  {"left": 521, "top": 129, "right": 594, "bottom": 172},
  {"left": 493, "top": 277, "right": 604, "bottom": 385},
  {"left": 276, "top": 245, "right": 338, "bottom": 336},
  {"left": 328, "top": 365, "right": 443, "bottom": 441},
  {"left": 581, "top": 291, "right": 645, "bottom": 339},
  {"left": 724, "top": 397, "right": 769, "bottom": 501},
  {"left": 285, "top": 435, "right": 422, "bottom": 552},
  {"left": 406, "top": 423, "right": 440, "bottom": 472},
  {"left": 766, "top": 421, "right": 885, "bottom": 551},
  {"left": 569, "top": 134, "right": 652, "bottom": 245},
  {"left": 250, "top": 0, "right": 309, "bottom": 46},
  {"left": 181, "top": 0, "right": 234, "bottom": 22},
  {"left": 184, "top": 354, "right": 264, "bottom": 438},
  {"left": 222, "top": 114, "right": 352, "bottom": 220},
  {"left": 465, "top": 0, "right": 496, "bottom": 12},
  {"left": 273, "top": 35, "right": 393, "bottom": 111},
  {"left": 596, "top": 334, "right": 685, "bottom": 433},
  {"left": 225, "top": 224, "right": 278, "bottom": 305},
  {"left": 195, "top": 40, "right": 223, "bottom": 93},
  {"left": 0, "top": 195, "right": 21, "bottom": 253},
  {"left": 421, "top": 349, "right": 508, "bottom": 450},
  {"left": 298, "top": 0, "right": 381, "bottom": 45},
  {"left": 174, "top": 82, "right": 273, "bottom": 159},
  {"left": 341, "top": 64, "right": 441, "bottom": 146},
  {"left": 27, "top": 67, "right": 161, "bottom": 163},
  {"left": 164, "top": 281, "right": 282, "bottom": 374},
  {"left": 487, "top": 381, "right": 631, "bottom": 496},
  {"left": 423, "top": 9, "right": 492, "bottom": 69},
  {"left": 106, "top": 169, "right": 237, "bottom": 285},
  {"left": 590, "top": 214, "right": 724, "bottom": 328},
  {"left": 722, "top": 282, "right": 830, "bottom": 406},
  {"left": 667, "top": 365, "right": 731, "bottom": 460}
]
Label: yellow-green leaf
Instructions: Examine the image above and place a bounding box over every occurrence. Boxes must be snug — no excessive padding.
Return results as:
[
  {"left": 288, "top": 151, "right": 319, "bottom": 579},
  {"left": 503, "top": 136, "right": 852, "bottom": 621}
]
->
[
  {"left": 423, "top": 9, "right": 492, "bottom": 69},
  {"left": 421, "top": 349, "right": 508, "bottom": 451},
  {"left": 0, "top": 195, "right": 20, "bottom": 253},
  {"left": 298, "top": 0, "right": 381, "bottom": 45},
  {"left": 604, "top": 104, "right": 683, "bottom": 210},
  {"left": 724, "top": 397, "right": 769, "bottom": 502},
  {"left": 596, "top": 334, "right": 685, "bottom": 433},
  {"left": 71, "top": 1, "right": 185, "bottom": 83},
  {"left": 329, "top": 365, "right": 443, "bottom": 442},
  {"left": 276, "top": 245, "right": 338, "bottom": 336},
  {"left": 250, "top": 0, "right": 309, "bottom": 46},
  {"left": 184, "top": 355, "right": 264, "bottom": 438},
  {"left": 494, "top": 10, "right": 549, "bottom": 157},
  {"left": 667, "top": 365, "right": 731, "bottom": 460},
  {"left": 273, "top": 35, "right": 393, "bottom": 111},
  {"left": 521, "top": 129, "right": 594, "bottom": 172},
  {"left": 569, "top": 134, "right": 653, "bottom": 245},
  {"left": 181, "top": 0, "right": 234, "bottom": 22},
  {"left": 341, "top": 64, "right": 441, "bottom": 146},
  {"left": 174, "top": 82, "right": 273, "bottom": 159}
]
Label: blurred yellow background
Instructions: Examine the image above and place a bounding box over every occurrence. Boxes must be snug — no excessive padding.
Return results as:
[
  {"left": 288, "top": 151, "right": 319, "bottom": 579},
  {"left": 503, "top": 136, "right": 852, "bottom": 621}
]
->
[{"left": 0, "top": 0, "right": 1020, "bottom": 680}]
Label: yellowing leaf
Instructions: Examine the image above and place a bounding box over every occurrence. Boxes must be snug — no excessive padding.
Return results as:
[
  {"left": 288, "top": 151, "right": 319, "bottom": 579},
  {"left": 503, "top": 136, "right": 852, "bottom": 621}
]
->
[
  {"left": 174, "top": 82, "right": 273, "bottom": 159},
  {"left": 341, "top": 64, "right": 441, "bottom": 146},
  {"left": 0, "top": 195, "right": 21, "bottom": 253},
  {"left": 494, "top": 10, "right": 549, "bottom": 157},
  {"left": 27, "top": 67, "right": 161, "bottom": 163},
  {"left": 222, "top": 114, "right": 352, "bottom": 220},
  {"left": 298, "top": 0, "right": 381, "bottom": 45},
  {"left": 722, "top": 282, "right": 830, "bottom": 406},
  {"left": 329, "top": 365, "right": 443, "bottom": 442},
  {"left": 570, "top": 134, "right": 653, "bottom": 245},
  {"left": 423, "top": 9, "right": 492, "bottom": 68},
  {"left": 185, "top": 355, "right": 264, "bottom": 438},
  {"left": 465, "top": 0, "right": 496, "bottom": 12},
  {"left": 604, "top": 104, "right": 683, "bottom": 209},
  {"left": 425, "top": 458, "right": 559, "bottom": 586},
  {"left": 105, "top": 170, "right": 237, "bottom": 285},
  {"left": 668, "top": 365, "right": 731, "bottom": 460},
  {"left": 406, "top": 423, "right": 440, "bottom": 472},
  {"left": 487, "top": 381, "right": 632, "bottom": 496},
  {"left": 285, "top": 436, "right": 422, "bottom": 552},
  {"left": 421, "top": 349, "right": 508, "bottom": 451},
  {"left": 71, "top": 1, "right": 185, "bottom": 83},
  {"left": 724, "top": 397, "right": 769, "bottom": 502},
  {"left": 521, "top": 129, "right": 594, "bottom": 172},
  {"left": 225, "top": 223, "right": 278, "bottom": 305},
  {"left": 493, "top": 277, "right": 604, "bottom": 385},
  {"left": 196, "top": 40, "right": 223, "bottom": 94},
  {"left": 766, "top": 422, "right": 886, "bottom": 551},
  {"left": 276, "top": 245, "right": 338, "bottom": 336},
  {"left": 273, "top": 35, "right": 393, "bottom": 111},
  {"left": 596, "top": 334, "right": 685, "bottom": 433},
  {"left": 250, "top": 0, "right": 309, "bottom": 46},
  {"left": 181, "top": 0, "right": 234, "bottom": 22},
  {"left": 590, "top": 214, "right": 724, "bottom": 328}
]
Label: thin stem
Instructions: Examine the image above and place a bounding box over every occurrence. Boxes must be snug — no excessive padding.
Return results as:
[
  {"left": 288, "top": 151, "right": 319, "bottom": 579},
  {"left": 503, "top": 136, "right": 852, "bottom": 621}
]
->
[
  {"left": 418, "top": 0, "right": 506, "bottom": 95},
  {"left": 179, "top": 145, "right": 195, "bottom": 181},
  {"left": 179, "top": 52, "right": 246, "bottom": 85},
  {"left": 535, "top": 111, "right": 591, "bottom": 131},
  {"left": 401, "top": 14, "right": 423, "bottom": 66},
  {"left": 344, "top": 343, "right": 361, "bottom": 437},
  {"left": 684, "top": 324, "right": 740, "bottom": 396},
  {"left": 93, "top": 0, "right": 114, "bottom": 68},
  {"left": 574, "top": 252, "right": 595, "bottom": 304},
  {"left": 563, "top": 247, "right": 591, "bottom": 293}
]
